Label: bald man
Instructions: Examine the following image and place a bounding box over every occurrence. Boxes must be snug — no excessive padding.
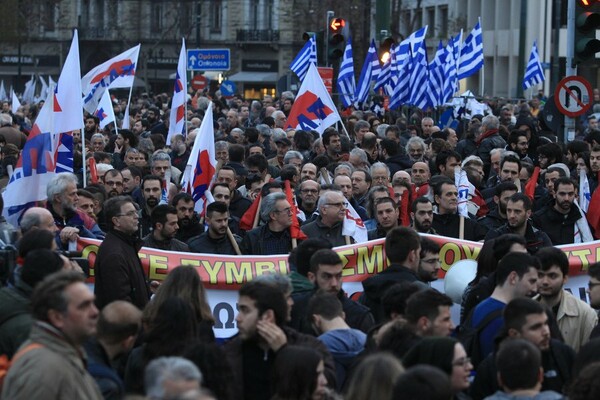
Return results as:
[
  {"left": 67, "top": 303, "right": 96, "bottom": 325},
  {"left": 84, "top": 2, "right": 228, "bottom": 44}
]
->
[
  {"left": 19, "top": 207, "right": 59, "bottom": 235},
  {"left": 411, "top": 161, "right": 431, "bottom": 199}
]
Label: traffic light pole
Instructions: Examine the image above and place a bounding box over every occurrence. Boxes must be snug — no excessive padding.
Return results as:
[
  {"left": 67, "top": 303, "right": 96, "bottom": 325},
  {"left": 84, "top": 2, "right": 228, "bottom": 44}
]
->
[
  {"left": 326, "top": 11, "right": 334, "bottom": 68},
  {"left": 565, "top": 0, "right": 577, "bottom": 143}
]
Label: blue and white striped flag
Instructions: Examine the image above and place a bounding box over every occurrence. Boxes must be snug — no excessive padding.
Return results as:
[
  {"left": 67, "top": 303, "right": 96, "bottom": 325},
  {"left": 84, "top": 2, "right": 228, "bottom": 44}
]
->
[
  {"left": 354, "top": 39, "right": 381, "bottom": 106},
  {"left": 337, "top": 38, "right": 356, "bottom": 108},
  {"left": 290, "top": 36, "right": 317, "bottom": 81},
  {"left": 457, "top": 18, "right": 483, "bottom": 80},
  {"left": 389, "top": 28, "right": 425, "bottom": 109},
  {"left": 522, "top": 41, "right": 546, "bottom": 90},
  {"left": 427, "top": 41, "right": 447, "bottom": 108},
  {"left": 374, "top": 55, "right": 390, "bottom": 93},
  {"left": 408, "top": 26, "right": 429, "bottom": 109},
  {"left": 442, "top": 32, "right": 462, "bottom": 104}
]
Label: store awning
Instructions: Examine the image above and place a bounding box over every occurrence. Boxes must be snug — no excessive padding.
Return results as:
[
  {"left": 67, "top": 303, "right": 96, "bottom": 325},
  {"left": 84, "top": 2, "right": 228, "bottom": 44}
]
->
[{"left": 228, "top": 71, "right": 278, "bottom": 83}]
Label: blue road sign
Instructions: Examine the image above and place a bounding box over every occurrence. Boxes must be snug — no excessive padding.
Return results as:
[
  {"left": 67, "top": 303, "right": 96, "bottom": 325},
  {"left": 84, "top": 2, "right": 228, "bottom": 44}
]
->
[
  {"left": 220, "top": 80, "right": 237, "bottom": 97},
  {"left": 187, "top": 49, "right": 231, "bottom": 71}
]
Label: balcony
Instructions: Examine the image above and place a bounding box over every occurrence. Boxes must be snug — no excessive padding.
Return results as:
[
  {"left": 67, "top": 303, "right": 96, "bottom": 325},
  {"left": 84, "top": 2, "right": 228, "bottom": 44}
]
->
[{"left": 236, "top": 29, "right": 280, "bottom": 43}]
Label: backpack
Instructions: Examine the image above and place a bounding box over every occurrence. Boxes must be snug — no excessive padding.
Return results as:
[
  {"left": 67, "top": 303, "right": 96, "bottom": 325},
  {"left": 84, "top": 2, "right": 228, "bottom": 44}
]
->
[
  {"left": 456, "top": 308, "right": 503, "bottom": 369},
  {"left": 0, "top": 342, "right": 43, "bottom": 391}
]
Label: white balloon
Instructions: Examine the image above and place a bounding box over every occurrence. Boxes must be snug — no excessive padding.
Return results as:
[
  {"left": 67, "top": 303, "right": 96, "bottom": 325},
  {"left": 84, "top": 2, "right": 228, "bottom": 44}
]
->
[{"left": 444, "top": 259, "right": 478, "bottom": 304}]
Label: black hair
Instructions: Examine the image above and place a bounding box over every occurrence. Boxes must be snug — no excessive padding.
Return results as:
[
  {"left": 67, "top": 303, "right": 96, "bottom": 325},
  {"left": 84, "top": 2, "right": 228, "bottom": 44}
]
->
[
  {"left": 536, "top": 246, "right": 569, "bottom": 276},
  {"left": 496, "top": 252, "right": 540, "bottom": 286},
  {"left": 385, "top": 227, "right": 421, "bottom": 263}
]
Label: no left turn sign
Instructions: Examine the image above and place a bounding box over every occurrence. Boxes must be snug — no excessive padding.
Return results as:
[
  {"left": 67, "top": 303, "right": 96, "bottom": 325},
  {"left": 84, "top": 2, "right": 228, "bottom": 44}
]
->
[{"left": 554, "top": 76, "right": 593, "bottom": 118}]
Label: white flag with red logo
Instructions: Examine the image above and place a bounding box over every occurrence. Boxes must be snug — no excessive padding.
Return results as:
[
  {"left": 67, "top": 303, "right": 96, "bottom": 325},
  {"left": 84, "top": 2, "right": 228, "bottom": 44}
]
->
[
  {"left": 181, "top": 102, "right": 217, "bottom": 213},
  {"left": 342, "top": 202, "right": 368, "bottom": 244},
  {"left": 284, "top": 63, "right": 341, "bottom": 135},
  {"left": 455, "top": 167, "right": 474, "bottom": 218},
  {"left": 54, "top": 30, "right": 83, "bottom": 135},
  {"left": 94, "top": 90, "right": 116, "bottom": 129},
  {"left": 81, "top": 44, "right": 140, "bottom": 113},
  {"left": 167, "top": 38, "right": 188, "bottom": 145}
]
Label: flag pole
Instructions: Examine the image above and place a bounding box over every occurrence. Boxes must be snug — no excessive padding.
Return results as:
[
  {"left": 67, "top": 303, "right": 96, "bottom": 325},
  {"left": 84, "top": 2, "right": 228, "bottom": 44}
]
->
[{"left": 81, "top": 116, "right": 87, "bottom": 187}]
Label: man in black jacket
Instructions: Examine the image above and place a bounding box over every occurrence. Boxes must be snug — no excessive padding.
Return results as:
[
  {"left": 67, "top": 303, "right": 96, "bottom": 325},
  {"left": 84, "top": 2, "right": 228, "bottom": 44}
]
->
[
  {"left": 290, "top": 249, "right": 375, "bottom": 335},
  {"left": 95, "top": 196, "right": 151, "bottom": 310},
  {"left": 470, "top": 298, "right": 575, "bottom": 400},
  {"left": 224, "top": 281, "right": 336, "bottom": 400},
  {"left": 431, "top": 178, "right": 488, "bottom": 241},
  {"left": 533, "top": 177, "right": 592, "bottom": 245},
  {"left": 361, "top": 227, "right": 428, "bottom": 323},
  {"left": 241, "top": 192, "right": 294, "bottom": 255},
  {"left": 188, "top": 202, "right": 241, "bottom": 254},
  {"left": 142, "top": 205, "right": 190, "bottom": 252},
  {"left": 171, "top": 193, "right": 204, "bottom": 243},
  {"left": 485, "top": 193, "right": 552, "bottom": 254}
]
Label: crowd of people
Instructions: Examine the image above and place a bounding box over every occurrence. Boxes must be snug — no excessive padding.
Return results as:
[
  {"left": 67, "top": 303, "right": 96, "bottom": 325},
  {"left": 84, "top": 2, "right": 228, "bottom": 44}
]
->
[{"left": 0, "top": 88, "right": 600, "bottom": 399}]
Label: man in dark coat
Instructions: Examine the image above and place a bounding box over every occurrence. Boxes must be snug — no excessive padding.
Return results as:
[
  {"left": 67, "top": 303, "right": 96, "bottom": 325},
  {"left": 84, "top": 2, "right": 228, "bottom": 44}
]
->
[
  {"left": 290, "top": 249, "right": 375, "bottom": 335},
  {"left": 361, "top": 227, "right": 428, "bottom": 323},
  {"left": 188, "top": 202, "right": 242, "bottom": 255},
  {"left": 224, "top": 281, "right": 336, "bottom": 400},
  {"left": 95, "top": 196, "right": 151, "bottom": 310}
]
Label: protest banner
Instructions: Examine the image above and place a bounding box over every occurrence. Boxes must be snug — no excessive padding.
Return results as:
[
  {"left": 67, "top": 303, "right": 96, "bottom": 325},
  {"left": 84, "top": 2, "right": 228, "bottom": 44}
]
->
[{"left": 78, "top": 235, "right": 597, "bottom": 337}]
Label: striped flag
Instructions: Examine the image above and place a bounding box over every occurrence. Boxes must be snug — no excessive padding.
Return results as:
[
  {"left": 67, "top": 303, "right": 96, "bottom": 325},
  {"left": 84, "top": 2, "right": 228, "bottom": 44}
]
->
[
  {"left": 457, "top": 18, "right": 483, "bottom": 80},
  {"left": 167, "top": 38, "right": 188, "bottom": 145},
  {"left": 354, "top": 39, "right": 381, "bottom": 106},
  {"left": 374, "top": 53, "right": 390, "bottom": 93},
  {"left": 290, "top": 36, "right": 317, "bottom": 81},
  {"left": 522, "top": 41, "right": 545, "bottom": 90},
  {"left": 442, "top": 32, "right": 462, "bottom": 104},
  {"left": 427, "top": 41, "right": 447, "bottom": 108},
  {"left": 408, "top": 26, "right": 429, "bottom": 109},
  {"left": 337, "top": 37, "right": 356, "bottom": 108},
  {"left": 388, "top": 37, "right": 413, "bottom": 109}
]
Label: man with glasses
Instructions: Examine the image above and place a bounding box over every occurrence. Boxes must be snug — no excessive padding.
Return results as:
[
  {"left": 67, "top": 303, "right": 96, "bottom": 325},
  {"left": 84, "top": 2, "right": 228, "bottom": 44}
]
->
[
  {"left": 241, "top": 192, "right": 294, "bottom": 255},
  {"left": 301, "top": 190, "right": 349, "bottom": 247},
  {"left": 298, "top": 179, "right": 320, "bottom": 222},
  {"left": 95, "top": 196, "right": 151, "bottom": 310},
  {"left": 102, "top": 170, "right": 124, "bottom": 198}
]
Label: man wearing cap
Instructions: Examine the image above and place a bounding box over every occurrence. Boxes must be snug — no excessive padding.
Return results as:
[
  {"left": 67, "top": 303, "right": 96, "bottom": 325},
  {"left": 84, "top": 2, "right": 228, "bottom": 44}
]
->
[{"left": 268, "top": 137, "right": 291, "bottom": 171}]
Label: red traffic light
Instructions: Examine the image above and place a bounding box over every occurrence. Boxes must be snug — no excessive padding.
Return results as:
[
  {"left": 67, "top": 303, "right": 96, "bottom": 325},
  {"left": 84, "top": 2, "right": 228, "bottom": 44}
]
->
[
  {"left": 579, "top": 0, "right": 600, "bottom": 6},
  {"left": 330, "top": 18, "right": 346, "bottom": 32}
]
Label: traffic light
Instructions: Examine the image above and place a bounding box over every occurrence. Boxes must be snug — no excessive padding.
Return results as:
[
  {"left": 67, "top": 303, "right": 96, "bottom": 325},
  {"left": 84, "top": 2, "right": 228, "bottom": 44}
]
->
[
  {"left": 327, "top": 17, "right": 346, "bottom": 63},
  {"left": 379, "top": 36, "right": 395, "bottom": 63},
  {"left": 574, "top": 0, "right": 600, "bottom": 65}
]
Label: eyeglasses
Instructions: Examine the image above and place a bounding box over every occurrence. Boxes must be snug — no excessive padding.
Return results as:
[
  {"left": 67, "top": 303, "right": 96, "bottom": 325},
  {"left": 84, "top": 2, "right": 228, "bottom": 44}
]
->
[
  {"left": 116, "top": 210, "right": 139, "bottom": 218},
  {"left": 301, "top": 189, "right": 318, "bottom": 194},
  {"left": 275, "top": 207, "right": 293, "bottom": 215},
  {"left": 326, "top": 202, "right": 349, "bottom": 209},
  {"left": 105, "top": 181, "right": 123, "bottom": 187},
  {"left": 452, "top": 357, "right": 472, "bottom": 367}
]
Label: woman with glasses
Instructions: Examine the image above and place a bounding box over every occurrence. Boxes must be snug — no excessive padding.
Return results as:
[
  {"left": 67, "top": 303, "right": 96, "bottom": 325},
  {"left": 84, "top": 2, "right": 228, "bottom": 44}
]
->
[{"left": 403, "top": 337, "right": 474, "bottom": 399}]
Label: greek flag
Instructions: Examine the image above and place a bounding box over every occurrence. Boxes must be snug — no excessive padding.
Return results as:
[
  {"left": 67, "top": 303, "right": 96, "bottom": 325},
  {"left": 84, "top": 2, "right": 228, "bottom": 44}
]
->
[
  {"left": 389, "top": 28, "right": 426, "bottom": 109},
  {"left": 290, "top": 36, "right": 317, "bottom": 81},
  {"left": 522, "top": 41, "right": 546, "bottom": 90},
  {"left": 354, "top": 39, "right": 381, "bottom": 106},
  {"left": 408, "top": 26, "right": 429, "bottom": 109},
  {"left": 427, "top": 41, "right": 447, "bottom": 108},
  {"left": 442, "top": 32, "right": 462, "bottom": 104},
  {"left": 457, "top": 18, "right": 483, "bottom": 80},
  {"left": 337, "top": 38, "right": 356, "bottom": 108}
]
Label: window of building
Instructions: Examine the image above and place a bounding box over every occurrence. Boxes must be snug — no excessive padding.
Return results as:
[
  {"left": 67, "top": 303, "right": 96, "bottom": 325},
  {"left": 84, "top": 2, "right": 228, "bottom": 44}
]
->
[
  {"left": 250, "top": 0, "right": 259, "bottom": 30},
  {"left": 210, "top": 0, "right": 222, "bottom": 33},
  {"left": 151, "top": 1, "right": 163, "bottom": 32},
  {"left": 439, "top": 6, "right": 448, "bottom": 39},
  {"left": 426, "top": 7, "right": 435, "bottom": 37}
]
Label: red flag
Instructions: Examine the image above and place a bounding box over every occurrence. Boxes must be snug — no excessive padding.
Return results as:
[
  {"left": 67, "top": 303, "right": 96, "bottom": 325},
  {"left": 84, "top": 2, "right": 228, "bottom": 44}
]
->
[
  {"left": 587, "top": 171, "right": 600, "bottom": 238},
  {"left": 524, "top": 166, "right": 540, "bottom": 201},
  {"left": 240, "top": 195, "right": 261, "bottom": 231},
  {"left": 399, "top": 189, "right": 410, "bottom": 227},
  {"left": 285, "top": 180, "right": 308, "bottom": 240},
  {"left": 88, "top": 158, "right": 98, "bottom": 184}
]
